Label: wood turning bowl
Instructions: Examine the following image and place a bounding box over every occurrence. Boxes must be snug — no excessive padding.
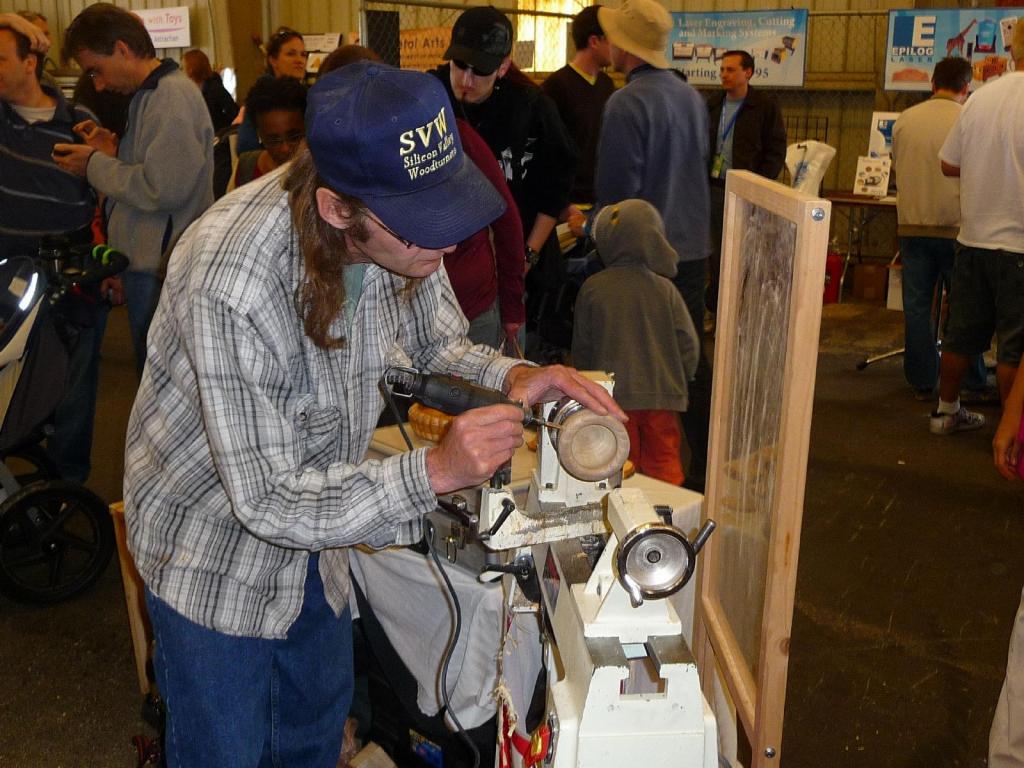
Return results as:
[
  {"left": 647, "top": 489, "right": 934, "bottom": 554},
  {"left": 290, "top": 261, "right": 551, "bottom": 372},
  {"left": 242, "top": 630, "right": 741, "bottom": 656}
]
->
[
  {"left": 555, "top": 410, "right": 630, "bottom": 481},
  {"left": 526, "top": 431, "right": 634, "bottom": 478}
]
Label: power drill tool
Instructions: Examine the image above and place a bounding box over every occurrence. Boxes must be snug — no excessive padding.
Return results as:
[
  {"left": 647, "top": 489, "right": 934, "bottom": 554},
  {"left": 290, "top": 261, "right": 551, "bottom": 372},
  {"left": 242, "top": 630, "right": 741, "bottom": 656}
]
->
[{"left": 383, "top": 366, "right": 560, "bottom": 430}]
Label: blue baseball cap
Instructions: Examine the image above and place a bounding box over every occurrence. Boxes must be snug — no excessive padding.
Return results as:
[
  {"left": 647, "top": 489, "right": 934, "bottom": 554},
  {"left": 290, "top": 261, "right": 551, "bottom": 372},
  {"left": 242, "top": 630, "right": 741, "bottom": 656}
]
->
[{"left": 306, "top": 61, "right": 506, "bottom": 249}]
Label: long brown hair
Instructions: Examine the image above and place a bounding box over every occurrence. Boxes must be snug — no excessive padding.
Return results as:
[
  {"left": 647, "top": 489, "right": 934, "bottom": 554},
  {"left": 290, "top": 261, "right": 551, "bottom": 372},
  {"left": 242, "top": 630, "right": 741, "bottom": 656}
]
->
[
  {"left": 182, "top": 49, "right": 214, "bottom": 84},
  {"left": 283, "top": 148, "right": 368, "bottom": 350}
]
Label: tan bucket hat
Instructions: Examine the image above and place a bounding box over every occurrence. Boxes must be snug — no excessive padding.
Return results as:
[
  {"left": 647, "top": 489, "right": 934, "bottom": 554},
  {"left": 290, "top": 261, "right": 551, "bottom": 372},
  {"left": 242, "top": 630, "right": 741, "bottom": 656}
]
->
[{"left": 598, "top": 0, "right": 672, "bottom": 69}]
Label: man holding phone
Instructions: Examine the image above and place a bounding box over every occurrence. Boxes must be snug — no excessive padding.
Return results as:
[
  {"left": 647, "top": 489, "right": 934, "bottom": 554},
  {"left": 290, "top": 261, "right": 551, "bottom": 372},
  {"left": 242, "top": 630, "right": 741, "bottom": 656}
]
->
[{"left": 52, "top": 3, "right": 213, "bottom": 378}]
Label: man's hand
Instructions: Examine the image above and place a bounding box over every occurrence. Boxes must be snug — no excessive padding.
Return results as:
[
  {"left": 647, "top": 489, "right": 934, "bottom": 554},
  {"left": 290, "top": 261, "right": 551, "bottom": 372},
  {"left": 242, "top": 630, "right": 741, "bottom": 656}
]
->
[
  {"left": 52, "top": 143, "right": 95, "bottom": 177},
  {"left": 993, "top": 408, "right": 1022, "bottom": 481},
  {"left": 73, "top": 120, "right": 118, "bottom": 157},
  {"left": 504, "top": 365, "right": 627, "bottom": 422},
  {"left": 426, "top": 404, "right": 525, "bottom": 493},
  {"left": 101, "top": 276, "right": 126, "bottom": 306},
  {"left": 0, "top": 13, "right": 49, "bottom": 53}
]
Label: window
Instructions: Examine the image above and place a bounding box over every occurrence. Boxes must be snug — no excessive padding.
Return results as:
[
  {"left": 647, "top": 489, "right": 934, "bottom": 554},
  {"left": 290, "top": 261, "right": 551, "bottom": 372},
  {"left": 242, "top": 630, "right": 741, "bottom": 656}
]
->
[{"left": 514, "top": 0, "right": 580, "bottom": 72}]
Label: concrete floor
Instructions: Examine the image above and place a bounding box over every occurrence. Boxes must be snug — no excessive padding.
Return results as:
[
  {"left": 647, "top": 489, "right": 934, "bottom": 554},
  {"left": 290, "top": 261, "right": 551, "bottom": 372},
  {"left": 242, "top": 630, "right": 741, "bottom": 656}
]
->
[{"left": 0, "top": 300, "right": 1021, "bottom": 767}]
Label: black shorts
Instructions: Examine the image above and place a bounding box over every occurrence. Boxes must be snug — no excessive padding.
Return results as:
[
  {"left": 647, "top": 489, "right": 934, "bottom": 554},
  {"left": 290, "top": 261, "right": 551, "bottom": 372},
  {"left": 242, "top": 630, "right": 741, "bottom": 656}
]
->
[{"left": 944, "top": 245, "right": 1024, "bottom": 366}]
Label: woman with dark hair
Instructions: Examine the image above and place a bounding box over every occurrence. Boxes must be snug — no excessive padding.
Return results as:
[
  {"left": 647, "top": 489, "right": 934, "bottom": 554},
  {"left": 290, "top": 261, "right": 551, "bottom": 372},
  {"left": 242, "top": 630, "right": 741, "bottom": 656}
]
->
[
  {"left": 183, "top": 49, "right": 238, "bottom": 198},
  {"left": 233, "top": 76, "right": 306, "bottom": 189},
  {"left": 265, "top": 27, "right": 307, "bottom": 79},
  {"left": 237, "top": 27, "right": 307, "bottom": 153},
  {"left": 182, "top": 49, "right": 238, "bottom": 133}
]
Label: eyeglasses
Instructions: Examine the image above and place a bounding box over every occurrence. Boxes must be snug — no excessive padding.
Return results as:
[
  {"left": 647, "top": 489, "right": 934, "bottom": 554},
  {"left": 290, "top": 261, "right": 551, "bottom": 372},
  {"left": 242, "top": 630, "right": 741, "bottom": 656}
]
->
[
  {"left": 259, "top": 130, "right": 305, "bottom": 148},
  {"left": 365, "top": 211, "right": 416, "bottom": 249},
  {"left": 451, "top": 59, "right": 497, "bottom": 77}
]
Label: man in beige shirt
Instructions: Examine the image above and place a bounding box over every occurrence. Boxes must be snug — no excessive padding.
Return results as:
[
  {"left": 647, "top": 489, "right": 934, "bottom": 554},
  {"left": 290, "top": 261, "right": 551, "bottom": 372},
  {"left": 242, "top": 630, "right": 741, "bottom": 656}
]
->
[{"left": 891, "top": 56, "right": 987, "bottom": 403}]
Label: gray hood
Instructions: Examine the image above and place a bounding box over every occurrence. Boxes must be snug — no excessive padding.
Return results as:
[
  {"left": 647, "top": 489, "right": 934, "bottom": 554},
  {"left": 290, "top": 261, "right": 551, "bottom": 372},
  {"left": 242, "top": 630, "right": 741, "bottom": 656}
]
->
[{"left": 593, "top": 199, "right": 679, "bottom": 277}]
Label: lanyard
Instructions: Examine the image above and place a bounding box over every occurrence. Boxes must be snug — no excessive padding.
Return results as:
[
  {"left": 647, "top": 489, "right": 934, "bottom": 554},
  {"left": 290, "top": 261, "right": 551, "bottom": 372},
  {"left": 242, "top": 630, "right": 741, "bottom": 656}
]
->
[{"left": 717, "top": 100, "right": 744, "bottom": 152}]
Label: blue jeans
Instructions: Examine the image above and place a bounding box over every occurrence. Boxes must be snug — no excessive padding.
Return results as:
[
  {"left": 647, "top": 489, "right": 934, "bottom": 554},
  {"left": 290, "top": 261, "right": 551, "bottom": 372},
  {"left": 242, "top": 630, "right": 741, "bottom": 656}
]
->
[
  {"left": 145, "top": 555, "right": 354, "bottom": 768},
  {"left": 672, "top": 258, "right": 712, "bottom": 490},
  {"left": 122, "top": 270, "right": 163, "bottom": 379},
  {"left": 47, "top": 303, "right": 109, "bottom": 483},
  {"left": 900, "top": 237, "right": 986, "bottom": 391}
]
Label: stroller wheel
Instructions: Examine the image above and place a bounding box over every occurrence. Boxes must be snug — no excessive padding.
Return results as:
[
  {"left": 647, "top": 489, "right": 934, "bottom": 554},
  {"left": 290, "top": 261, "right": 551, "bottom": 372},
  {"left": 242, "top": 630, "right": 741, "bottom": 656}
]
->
[{"left": 0, "top": 481, "right": 114, "bottom": 604}]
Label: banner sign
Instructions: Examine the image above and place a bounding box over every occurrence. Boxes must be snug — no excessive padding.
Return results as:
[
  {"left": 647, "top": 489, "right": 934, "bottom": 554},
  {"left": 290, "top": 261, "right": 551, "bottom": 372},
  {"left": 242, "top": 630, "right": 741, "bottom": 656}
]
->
[
  {"left": 400, "top": 26, "right": 452, "bottom": 72},
  {"left": 666, "top": 10, "right": 808, "bottom": 87},
  {"left": 304, "top": 33, "right": 342, "bottom": 73},
  {"left": 135, "top": 6, "right": 190, "bottom": 49},
  {"left": 885, "top": 9, "right": 1019, "bottom": 91}
]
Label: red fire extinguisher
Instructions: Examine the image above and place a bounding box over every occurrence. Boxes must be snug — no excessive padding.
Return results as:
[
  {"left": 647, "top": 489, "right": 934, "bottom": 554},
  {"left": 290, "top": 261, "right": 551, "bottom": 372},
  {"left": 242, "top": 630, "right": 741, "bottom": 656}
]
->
[{"left": 823, "top": 247, "right": 843, "bottom": 304}]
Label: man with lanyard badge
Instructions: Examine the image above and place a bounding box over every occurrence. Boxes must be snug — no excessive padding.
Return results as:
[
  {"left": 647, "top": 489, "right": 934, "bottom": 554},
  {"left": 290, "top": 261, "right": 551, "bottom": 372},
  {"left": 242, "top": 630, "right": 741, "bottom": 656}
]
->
[{"left": 705, "top": 50, "right": 786, "bottom": 312}]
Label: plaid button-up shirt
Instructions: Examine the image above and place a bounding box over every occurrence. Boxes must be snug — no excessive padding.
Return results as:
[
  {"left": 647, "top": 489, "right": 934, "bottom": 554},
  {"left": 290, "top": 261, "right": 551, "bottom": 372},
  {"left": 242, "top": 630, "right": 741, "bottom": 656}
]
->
[{"left": 124, "top": 169, "right": 520, "bottom": 638}]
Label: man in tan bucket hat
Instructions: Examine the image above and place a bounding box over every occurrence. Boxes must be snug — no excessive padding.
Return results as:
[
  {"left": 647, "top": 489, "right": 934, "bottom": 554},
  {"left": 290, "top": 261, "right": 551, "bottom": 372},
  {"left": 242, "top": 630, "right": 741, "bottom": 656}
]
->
[
  {"left": 593, "top": 0, "right": 713, "bottom": 492},
  {"left": 597, "top": 0, "right": 671, "bottom": 68}
]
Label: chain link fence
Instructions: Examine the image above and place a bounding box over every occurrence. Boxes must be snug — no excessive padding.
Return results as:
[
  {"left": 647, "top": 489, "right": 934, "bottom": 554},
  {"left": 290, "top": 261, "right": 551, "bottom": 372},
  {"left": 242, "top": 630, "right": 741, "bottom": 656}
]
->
[{"left": 361, "top": 2, "right": 920, "bottom": 255}]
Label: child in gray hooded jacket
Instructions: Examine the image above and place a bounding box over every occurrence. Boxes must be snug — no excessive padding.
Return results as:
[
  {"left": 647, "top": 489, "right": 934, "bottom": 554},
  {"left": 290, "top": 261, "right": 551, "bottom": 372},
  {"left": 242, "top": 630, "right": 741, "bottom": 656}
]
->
[{"left": 572, "top": 199, "right": 699, "bottom": 484}]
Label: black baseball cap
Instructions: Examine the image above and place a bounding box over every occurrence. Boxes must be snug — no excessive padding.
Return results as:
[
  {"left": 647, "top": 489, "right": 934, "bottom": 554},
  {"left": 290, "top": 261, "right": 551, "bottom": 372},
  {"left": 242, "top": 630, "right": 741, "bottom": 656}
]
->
[{"left": 443, "top": 6, "right": 513, "bottom": 75}]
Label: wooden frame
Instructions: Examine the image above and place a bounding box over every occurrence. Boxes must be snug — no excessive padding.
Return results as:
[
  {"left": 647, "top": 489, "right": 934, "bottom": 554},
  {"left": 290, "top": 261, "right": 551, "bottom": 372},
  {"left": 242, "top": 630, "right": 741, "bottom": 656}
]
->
[
  {"left": 109, "top": 502, "right": 154, "bottom": 696},
  {"left": 694, "top": 171, "right": 830, "bottom": 767}
]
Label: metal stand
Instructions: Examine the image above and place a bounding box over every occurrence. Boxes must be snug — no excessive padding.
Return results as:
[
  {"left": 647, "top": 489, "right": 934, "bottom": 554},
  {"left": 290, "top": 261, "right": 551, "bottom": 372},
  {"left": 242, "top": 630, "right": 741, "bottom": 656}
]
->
[
  {"left": 857, "top": 270, "right": 944, "bottom": 371},
  {"left": 856, "top": 346, "right": 904, "bottom": 370}
]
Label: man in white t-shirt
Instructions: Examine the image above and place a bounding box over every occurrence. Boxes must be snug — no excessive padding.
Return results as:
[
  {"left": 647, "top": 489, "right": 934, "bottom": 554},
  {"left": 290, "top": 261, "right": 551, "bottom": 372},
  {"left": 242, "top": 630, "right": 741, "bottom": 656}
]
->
[
  {"left": 944, "top": 24, "right": 1024, "bottom": 767},
  {"left": 932, "top": 25, "right": 1024, "bottom": 436}
]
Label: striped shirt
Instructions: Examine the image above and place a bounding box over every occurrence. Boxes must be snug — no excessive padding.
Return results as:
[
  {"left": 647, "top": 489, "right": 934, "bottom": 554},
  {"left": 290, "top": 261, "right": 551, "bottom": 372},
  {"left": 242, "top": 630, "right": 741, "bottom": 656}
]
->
[
  {"left": 124, "top": 167, "right": 521, "bottom": 638},
  {"left": 0, "top": 85, "right": 96, "bottom": 257}
]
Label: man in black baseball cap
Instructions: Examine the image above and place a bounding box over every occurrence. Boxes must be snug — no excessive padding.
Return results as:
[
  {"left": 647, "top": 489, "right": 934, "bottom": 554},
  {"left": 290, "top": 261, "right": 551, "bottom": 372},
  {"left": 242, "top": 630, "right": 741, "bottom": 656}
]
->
[
  {"left": 434, "top": 7, "right": 578, "bottom": 357},
  {"left": 444, "top": 5, "right": 512, "bottom": 73},
  {"left": 443, "top": 5, "right": 514, "bottom": 102},
  {"left": 124, "top": 59, "right": 623, "bottom": 766}
]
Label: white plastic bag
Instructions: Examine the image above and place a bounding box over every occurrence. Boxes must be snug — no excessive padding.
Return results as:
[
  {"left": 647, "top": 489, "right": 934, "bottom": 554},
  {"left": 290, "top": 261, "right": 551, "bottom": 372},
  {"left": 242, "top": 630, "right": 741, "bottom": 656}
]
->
[{"left": 786, "top": 140, "right": 837, "bottom": 195}]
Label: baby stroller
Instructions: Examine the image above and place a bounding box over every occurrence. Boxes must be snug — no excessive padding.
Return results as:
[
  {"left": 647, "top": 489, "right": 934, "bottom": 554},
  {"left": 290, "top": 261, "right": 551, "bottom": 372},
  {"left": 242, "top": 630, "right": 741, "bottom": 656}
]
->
[{"left": 0, "top": 240, "right": 127, "bottom": 604}]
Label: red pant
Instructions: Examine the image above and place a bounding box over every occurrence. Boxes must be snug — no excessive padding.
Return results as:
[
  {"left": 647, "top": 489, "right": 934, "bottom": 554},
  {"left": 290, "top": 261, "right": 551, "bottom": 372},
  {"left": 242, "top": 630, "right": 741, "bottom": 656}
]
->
[{"left": 624, "top": 409, "right": 684, "bottom": 485}]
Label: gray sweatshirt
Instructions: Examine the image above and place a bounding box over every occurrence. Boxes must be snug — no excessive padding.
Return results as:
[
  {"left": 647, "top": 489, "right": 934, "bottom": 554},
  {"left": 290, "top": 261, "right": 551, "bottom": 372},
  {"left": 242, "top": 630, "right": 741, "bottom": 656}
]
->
[
  {"left": 572, "top": 199, "right": 699, "bottom": 412},
  {"left": 86, "top": 60, "right": 213, "bottom": 275}
]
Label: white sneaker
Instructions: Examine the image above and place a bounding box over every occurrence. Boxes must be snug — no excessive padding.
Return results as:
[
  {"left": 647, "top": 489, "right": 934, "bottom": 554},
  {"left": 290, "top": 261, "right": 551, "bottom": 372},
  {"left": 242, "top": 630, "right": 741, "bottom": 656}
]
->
[{"left": 930, "top": 407, "right": 985, "bottom": 435}]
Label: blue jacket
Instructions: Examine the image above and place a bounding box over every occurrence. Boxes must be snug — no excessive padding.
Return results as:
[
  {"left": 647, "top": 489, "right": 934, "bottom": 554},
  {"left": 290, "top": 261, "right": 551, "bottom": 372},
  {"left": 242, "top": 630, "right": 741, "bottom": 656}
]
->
[{"left": 595, "top": 66, "right": 710, "bottom": 263}]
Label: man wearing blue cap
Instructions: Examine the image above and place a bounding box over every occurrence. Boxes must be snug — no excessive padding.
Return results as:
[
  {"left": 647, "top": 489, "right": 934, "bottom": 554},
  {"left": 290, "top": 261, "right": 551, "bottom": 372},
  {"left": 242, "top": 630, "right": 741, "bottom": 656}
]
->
[{"left": 122, "top": 61, "right": 623, "bottom": 767}]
